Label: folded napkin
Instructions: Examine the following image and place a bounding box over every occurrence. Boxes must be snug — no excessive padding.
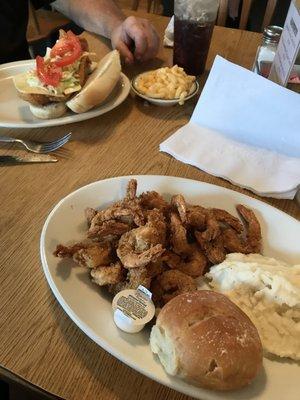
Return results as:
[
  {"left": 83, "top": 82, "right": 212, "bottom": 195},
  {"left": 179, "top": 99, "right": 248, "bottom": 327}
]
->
[
  {"left": 160, "top": 56, "right": 300, "bottom": 199},
  {"left": 163, "top": 16, "right": 174, "bottom": 47}
]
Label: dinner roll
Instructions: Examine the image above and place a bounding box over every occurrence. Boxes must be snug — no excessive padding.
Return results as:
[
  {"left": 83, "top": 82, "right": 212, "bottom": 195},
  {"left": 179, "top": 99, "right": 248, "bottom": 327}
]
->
[{"left": 150, "top": 290, "right": 263, "bottom": 391}]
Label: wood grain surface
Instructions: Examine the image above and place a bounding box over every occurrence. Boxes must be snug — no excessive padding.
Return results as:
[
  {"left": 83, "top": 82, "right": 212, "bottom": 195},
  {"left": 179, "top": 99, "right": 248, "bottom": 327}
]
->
[{"left": 0, "top": 9, "right": 299, "bottom": 400}]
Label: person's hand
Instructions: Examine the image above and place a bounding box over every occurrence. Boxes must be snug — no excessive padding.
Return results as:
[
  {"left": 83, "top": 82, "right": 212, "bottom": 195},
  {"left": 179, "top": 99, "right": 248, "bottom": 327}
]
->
[{"left": 111, "top": 16, "right": 160, "bottom": 64}]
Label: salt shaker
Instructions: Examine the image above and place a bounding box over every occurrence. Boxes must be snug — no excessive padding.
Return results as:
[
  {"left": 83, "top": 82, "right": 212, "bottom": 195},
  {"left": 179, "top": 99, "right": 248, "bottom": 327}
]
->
[{"left": 252, "top": 26, "right": 283, "bottom": 78}]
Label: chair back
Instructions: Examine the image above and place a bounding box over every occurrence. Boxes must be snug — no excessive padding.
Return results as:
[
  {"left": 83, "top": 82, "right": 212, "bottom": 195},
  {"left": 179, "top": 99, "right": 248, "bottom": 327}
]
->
[
  {"left": 132, "top": 0, "right": 161, "bottom": 13},
  {"left": 28, "top": 1, "right": 41, "bottom": 35},
  {"left": 217, "top": 0, "right": 278, "bottom": 31}
]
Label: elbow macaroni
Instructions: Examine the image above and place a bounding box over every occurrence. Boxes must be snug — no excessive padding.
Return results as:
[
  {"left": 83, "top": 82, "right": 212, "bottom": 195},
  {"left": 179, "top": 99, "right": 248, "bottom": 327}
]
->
[{"left": 135, "top": 65, "right": 196, "bottom": 105}]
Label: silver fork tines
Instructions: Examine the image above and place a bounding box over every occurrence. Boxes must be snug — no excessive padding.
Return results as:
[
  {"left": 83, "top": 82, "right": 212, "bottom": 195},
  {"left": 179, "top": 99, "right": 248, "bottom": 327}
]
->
[{"left": 0, "top": 132, "right": 72, "bottom": 153}]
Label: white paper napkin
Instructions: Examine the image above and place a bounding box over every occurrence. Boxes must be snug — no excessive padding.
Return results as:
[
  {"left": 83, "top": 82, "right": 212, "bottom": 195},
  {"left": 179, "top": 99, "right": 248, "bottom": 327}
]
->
[
  {"left": 160, "top": 56, "right": 300, "bottom": 199},
  {"left": 163, "top": 16, "right": 174, "bottom": 47}
]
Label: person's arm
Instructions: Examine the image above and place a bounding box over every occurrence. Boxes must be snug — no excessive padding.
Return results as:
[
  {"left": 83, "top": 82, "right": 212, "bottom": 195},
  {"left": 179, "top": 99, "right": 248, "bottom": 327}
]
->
[
  {"left": 52, "top": 0, "right": 159, "bottom": 64},
  {"left": 52, "top": 0, "right": 124, "bottom": 39}
]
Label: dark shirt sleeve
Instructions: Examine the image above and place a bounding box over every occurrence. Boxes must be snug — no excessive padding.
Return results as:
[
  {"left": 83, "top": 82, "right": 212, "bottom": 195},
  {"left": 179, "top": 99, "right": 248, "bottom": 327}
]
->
[
  {"left": 31, "top": 0, "right": 54, "bottom": 9},
  {"left": 0, "top": 0, "right": 55, "bottom": 63}
]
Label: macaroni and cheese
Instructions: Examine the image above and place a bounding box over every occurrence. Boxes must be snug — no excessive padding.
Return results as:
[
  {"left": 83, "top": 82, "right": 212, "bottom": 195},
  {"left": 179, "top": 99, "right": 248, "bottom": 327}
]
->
[{"left": 135, "top": 65, "right": 196, "bottom": 105}]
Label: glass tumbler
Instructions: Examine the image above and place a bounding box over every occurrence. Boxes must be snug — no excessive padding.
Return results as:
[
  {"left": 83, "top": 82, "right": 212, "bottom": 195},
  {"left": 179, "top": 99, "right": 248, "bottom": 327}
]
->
[{"left": 173, "top": 0, "right": 219, "bottom": 76}]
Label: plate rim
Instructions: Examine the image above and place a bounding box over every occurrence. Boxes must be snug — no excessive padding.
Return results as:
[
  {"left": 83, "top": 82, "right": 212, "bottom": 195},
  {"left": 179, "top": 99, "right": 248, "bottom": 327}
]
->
[
  {"left": 0, "top": 59, "right": 130, "bottom": 128},
  {"left": 40, "top": 175, "right": 300, "bottom": 400}
]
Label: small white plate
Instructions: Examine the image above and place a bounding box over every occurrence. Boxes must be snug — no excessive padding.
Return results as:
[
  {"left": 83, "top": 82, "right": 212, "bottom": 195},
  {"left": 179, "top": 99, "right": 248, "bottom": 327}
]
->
[
  {"left": 40, "top": 175, "right": 300, "bottom": 400},
  {"left": 131, "top": 72, "right": 199, "bottom": 106},
  {"left": 0, "top": 60, "right": 130, "bottom": 128}
]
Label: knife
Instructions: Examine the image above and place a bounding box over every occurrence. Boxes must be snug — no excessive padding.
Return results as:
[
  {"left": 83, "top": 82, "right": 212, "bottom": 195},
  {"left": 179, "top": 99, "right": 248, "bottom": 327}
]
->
[{"left": 0, "top": 154, "right": 58, "bottom": 164}]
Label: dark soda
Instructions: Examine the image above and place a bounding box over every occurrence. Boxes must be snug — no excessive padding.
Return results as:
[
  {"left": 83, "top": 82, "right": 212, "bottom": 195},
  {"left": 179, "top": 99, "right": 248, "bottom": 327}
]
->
[{"left": 173, "top": 17, "right": 215, "bottom": 76}]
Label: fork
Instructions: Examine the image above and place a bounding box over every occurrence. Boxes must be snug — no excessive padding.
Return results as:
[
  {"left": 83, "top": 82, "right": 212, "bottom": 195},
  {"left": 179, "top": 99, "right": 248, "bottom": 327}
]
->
[{"left": 0, "top": 132, "right": 72, "bottom": 154}]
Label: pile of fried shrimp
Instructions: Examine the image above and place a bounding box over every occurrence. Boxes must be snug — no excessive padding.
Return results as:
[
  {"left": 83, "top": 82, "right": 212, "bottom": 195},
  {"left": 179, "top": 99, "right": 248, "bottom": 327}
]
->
[{"left": 54, "top": 179, "right": 262, "bottom": 307}]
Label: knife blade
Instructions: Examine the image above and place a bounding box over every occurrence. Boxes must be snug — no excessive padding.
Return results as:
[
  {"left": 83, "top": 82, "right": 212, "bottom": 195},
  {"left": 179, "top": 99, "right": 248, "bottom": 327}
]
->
[{"left": 0, "top": 154, "right": 58, "bottom": 164}]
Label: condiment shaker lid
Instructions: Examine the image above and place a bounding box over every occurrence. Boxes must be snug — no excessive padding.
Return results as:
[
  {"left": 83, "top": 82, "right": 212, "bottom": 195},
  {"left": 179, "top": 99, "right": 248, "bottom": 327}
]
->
[{"left": 263, "top": 25, "right": 283, "bottom": 44}]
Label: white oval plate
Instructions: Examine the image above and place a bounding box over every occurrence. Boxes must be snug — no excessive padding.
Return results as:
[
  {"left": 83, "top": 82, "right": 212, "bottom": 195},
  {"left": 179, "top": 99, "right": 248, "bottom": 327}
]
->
[
  {"left": 40, "top": 175, "right": 300, "bottom": 400},
  {"left": 131, "top": 72, "right": 199, "bottom": 106},
  {"left": 0, "top": 60, "right": 130, "bottom": 128}
]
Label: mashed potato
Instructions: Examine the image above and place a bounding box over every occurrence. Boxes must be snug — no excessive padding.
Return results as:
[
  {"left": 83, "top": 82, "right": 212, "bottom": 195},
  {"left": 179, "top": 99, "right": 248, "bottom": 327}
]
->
[{"left": 206, "top": 253, "right": 300, "bottom": 360}]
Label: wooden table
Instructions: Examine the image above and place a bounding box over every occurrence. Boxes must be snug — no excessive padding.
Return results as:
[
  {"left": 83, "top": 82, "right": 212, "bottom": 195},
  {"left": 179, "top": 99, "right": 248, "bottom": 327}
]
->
[{"left": 0, "top": 9, "right": 299, "bottom": 400}]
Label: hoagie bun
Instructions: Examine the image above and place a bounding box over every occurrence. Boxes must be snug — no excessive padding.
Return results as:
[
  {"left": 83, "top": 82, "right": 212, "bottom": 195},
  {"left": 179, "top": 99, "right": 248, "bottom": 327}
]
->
[
  {"left": 29, "top": 102, "right": 67, "bottom": 119},
  {"left": 66, "top": 50, "right": 121, "bottom": 113}
]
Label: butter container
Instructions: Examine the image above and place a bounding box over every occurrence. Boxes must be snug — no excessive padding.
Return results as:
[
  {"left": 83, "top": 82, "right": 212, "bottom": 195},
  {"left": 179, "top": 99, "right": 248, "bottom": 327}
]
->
[{"left": 112, "top": 285, "right": 155, "bottom": 333}]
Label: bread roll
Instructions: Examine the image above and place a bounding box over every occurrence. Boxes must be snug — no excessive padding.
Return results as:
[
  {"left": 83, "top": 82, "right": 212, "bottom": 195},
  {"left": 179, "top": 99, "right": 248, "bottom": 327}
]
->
[
  {"left": 150, "top": 290, "right": 262, "bottom": 391},
  {"left": 66, "top": 50, "right": 121, "bottom": 113},
  {"left": 29, "top": 102, "right": 67, "bottom": 119}
]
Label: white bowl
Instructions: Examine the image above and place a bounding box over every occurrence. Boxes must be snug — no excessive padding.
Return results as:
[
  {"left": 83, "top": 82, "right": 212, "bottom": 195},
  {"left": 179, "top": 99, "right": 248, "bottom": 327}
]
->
[{"left": 131, "top": 72, "right": 199, "bottom": 106}]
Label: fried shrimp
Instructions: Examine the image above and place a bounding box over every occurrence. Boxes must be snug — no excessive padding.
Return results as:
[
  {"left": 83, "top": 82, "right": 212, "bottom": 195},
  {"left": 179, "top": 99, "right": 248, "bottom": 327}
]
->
[
  {"left": 162, "top": 246, "right": 207, "bottom": 278},
  {"left": 54, "top": 242, "right": 87, "bottom": 258},
  {"left": 237, "top": 204, "right": 262, "bottom": 253},
  {"left": 108, "top": 266, "right": 152, "bottom": 295},
  {"left": 90, "top": 261, "right": 124, "bottom": 286},
  {"left": 117, "top": 209, "right": 166, "bottom": 268},
  {"left": 163, "top": 247, "right": 207, "bottom": 278},
  {"left": 73, "top": 243, "right": 112, "bottom": 268},
  {"left": 108, "top": 178, "right": 144, "bottom": 226},
  {"left": 171, "top": 195, "right": 206, "bottom": 229},
  {"left": 85, "top": 207, "right": 97, "bottom": 227},
  {"left": 210, "top": 208, "right": 243, "bottom": 233},
  {"left": 88, "top": 205, "right": 144, "bottom": 230},
  {"left": 151, "top": 269, "right": 197, "bottom": 305},
  {"left": 126, "top": 266, "right": 152, "bottom": 288},
  {"left": 171, "top": 192, "right": 206, "bottom": 229},
  {"left": 222, "top": 228, "right": 251, "bottom": 254},
  {"left": 195, "top": 230, "right": 226, "bottom": 264},
  {"left": 147, "top": 260, "right": 165, "bottom": 278},
  {"left": 126, "top": 178, "right": 137, "bottom": 200},
  {"left": 108, "top": 261, "right": 164, "bottom": 295},
  {"left": 220, "top": 205, "right": 262, "bottom": 254},
  {"left": 87, "top": 220, "right": 131, "bottom": 241},
  {"left": 146, "top": 208, "right": 167, "bottom": 245},
  {"left": 201, "top": 215, "right": 221, "bottom": 241},
  {"left": 87, "top": 180, "right": 145, "bottom": 237},
  {"left": 186, "top": 205, "right": 206, "bottom": 230},
  {"left": 169, "top": 212, "right": 190, "bottom": 255},
  {"left": 117, "top": 227, "right": 164, "bottom": 268},
  {"left": 54, "top": 179, "right": 263, "bottom": 308},
  {"left": 54, "top": 242, "right": 113, "bottom": 268},
  {"left": 139, "top": 191, "right": 170, "bottom": 213},
  {"left": 171, "top": 194, "right": 187, "bottom": 224}
]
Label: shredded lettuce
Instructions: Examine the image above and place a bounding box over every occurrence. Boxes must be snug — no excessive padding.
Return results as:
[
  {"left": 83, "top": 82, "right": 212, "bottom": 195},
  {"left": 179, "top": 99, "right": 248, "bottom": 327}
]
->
[
  {"left": 26, "top": 58, "right": 83, "bottom": 96},
  {"left": 26, "top": 74, "right": 41, "bottom": 88}
]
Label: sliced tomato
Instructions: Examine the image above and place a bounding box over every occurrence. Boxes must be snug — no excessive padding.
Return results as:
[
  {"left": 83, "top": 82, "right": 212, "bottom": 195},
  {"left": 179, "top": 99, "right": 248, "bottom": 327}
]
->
[
  {"left": 36, "top": 56, "right": 62, "bottom": 87},
  {"left": 51, "top": 30, "right": 82, "bottom": 67}
]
